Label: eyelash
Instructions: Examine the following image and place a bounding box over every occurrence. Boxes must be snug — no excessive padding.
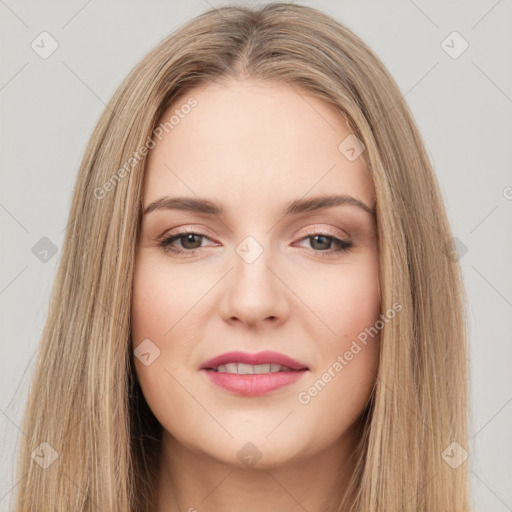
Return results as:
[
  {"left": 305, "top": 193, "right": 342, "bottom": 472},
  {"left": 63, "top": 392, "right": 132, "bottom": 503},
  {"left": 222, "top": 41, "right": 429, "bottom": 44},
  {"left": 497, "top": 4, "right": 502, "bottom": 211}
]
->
[{"left": 158, "top": 227, "right": 353, "bottom": 258}]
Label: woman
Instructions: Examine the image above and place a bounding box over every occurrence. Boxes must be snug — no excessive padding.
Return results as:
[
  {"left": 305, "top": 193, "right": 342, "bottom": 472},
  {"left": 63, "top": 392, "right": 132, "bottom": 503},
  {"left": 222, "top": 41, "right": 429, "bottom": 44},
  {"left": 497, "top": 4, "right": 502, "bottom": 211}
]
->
[{"left": 13, "top": 3, "right": 470, "bottom": 511}]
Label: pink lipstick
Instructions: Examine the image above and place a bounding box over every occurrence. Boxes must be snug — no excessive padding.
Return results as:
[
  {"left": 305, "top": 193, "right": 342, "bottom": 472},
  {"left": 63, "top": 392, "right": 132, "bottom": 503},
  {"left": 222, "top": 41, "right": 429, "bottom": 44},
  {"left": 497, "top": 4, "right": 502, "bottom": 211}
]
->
[{"left": 200, "top": 350, "right": 309, "bottom": 396}]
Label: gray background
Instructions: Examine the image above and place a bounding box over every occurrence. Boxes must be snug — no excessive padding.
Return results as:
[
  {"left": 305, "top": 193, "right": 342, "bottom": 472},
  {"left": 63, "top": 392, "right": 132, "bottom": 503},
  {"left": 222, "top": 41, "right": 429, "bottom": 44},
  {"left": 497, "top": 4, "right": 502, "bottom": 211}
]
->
[{"left": 1, "top": 0, "right": 511, "bottom": 510}]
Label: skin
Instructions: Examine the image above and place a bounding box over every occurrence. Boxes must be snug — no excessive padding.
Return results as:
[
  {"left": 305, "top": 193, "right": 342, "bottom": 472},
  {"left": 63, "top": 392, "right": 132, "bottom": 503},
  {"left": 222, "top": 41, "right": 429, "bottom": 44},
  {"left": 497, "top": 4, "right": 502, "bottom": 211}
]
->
[{"left": 131, "top": 78, "right": 381, "bottom": 512}]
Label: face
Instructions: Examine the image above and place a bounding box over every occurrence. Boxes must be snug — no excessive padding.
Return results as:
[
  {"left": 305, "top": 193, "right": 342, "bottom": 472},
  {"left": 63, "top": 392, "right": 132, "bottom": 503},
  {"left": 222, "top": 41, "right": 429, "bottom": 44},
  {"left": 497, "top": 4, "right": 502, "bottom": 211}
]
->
[{"left": 131, "top": 78, "right": 380, "bottom": 469}]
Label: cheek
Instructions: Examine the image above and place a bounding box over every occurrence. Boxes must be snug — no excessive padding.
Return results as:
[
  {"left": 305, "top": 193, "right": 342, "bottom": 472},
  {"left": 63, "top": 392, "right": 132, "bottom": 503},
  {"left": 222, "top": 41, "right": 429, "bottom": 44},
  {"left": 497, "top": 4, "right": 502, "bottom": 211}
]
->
[
  {"left": 293, "top": 253, "right": 380, "bottom": 424},
  {"left": 300, "top": 252, "right": 380, "bottom": 342},
  {"left": 130, "top": 253, "right": 211, "bottom": 384},
  {"left": 341, "top": 270, "right": 380, "bottom": 339},
  {"left": 130, "top": 258, "right": 177, "bottom": 394},
  {"left": 130, "top": 258, "right": 200, "bottom": 430},
  {"left": 130, "top": 256, "right": 194, "bottom": 346}
]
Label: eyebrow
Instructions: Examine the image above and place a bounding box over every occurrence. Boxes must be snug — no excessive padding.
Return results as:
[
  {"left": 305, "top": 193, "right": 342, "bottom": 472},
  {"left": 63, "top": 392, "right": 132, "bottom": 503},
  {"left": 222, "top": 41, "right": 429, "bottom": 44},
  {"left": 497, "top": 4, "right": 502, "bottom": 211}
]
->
[{"left": 143, "top": 194, "right": 376, "bottom": 217}]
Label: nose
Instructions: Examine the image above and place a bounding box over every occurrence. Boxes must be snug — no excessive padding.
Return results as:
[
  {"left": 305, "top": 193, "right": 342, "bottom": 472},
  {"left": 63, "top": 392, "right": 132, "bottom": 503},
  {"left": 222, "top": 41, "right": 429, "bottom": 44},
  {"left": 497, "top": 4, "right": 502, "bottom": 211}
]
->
[{"left": 219, "top": 244, "right": 290, "bottom": 328}]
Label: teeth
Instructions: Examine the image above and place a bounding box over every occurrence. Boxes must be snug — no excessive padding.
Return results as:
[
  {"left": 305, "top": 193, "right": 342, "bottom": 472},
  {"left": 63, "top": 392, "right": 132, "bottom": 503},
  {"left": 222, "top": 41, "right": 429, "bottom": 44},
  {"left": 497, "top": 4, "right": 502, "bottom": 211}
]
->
[
  {"left": 254, "top": 364, "right": 270, "bottom": 374},
  {"left": 237, "top": 363, "right": 254, "bottom": 375},
  {"left": 225, "top": 363, "right": 238, "bottom": 373},
  {"left": 214, "top": 363, "right": 292, "bottom": 374}
]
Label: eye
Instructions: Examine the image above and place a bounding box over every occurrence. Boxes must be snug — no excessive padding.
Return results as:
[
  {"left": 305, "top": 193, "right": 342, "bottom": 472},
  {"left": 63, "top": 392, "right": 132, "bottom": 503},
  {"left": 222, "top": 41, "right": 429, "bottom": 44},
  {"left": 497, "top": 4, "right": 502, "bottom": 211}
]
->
[
  {"left": 294, "top": 228, "right": 353, "bottom": 257},
  {"left": 158, "top": 227, "right": 354, "bottom": 258},
  {"left": 158, "top": 229, "right": 214, "bottom": 257}
]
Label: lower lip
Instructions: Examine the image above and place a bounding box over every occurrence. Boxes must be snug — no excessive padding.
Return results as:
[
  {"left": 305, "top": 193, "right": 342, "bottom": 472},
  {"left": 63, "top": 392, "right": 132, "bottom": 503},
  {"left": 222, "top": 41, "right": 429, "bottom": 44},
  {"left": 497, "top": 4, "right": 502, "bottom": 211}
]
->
[{"left": 201, "top": 369, "right": 308, "bottom": 396}]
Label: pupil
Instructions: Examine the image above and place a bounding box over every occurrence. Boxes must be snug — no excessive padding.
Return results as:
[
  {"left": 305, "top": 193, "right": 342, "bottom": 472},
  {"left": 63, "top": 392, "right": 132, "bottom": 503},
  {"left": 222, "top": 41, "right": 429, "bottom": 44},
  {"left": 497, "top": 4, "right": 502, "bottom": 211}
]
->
[
  {"left": 183, "top": 234, "right": 201, "bottom": 249},
  {"left": 312, "top": 235, "right": 330, "bottom": 250}
]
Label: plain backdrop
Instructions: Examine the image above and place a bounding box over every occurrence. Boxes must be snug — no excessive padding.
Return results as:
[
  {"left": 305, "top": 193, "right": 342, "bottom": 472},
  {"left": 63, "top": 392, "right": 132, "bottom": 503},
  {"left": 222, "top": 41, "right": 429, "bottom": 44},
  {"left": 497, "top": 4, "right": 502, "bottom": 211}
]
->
[{"left": 1, "top": 0, "right": 511, "bottom": 510}]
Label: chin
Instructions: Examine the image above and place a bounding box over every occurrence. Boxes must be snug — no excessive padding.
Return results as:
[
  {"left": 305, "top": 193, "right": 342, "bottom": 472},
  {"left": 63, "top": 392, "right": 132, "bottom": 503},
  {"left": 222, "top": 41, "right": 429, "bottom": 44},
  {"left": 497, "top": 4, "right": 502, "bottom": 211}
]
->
[{"left": 197, "top": 429, "right": 312, "bottom": 470}]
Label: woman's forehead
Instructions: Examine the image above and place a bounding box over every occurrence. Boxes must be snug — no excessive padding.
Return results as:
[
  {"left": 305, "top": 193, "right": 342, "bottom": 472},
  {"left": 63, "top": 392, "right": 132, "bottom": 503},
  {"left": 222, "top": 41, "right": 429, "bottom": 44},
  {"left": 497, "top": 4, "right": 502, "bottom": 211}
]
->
[{"left": 143, "top": 79, "right": 375, "bottom": 209}]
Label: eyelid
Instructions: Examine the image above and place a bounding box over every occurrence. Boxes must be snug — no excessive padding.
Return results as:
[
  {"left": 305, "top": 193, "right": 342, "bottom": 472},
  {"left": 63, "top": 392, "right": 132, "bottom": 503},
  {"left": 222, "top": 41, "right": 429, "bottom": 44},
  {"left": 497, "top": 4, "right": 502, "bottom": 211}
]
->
[
  {"left": 160, "top": 224, "right": 350, "bottom": 243},
  {"left": 158, "top": 223, "right": 354, "bottom": 259},
  {"left": 298, "top": 225, "right": 350, "bottom": 240},
  {"left": 158, "top": 225, "right": 216, "bottom": 241}
]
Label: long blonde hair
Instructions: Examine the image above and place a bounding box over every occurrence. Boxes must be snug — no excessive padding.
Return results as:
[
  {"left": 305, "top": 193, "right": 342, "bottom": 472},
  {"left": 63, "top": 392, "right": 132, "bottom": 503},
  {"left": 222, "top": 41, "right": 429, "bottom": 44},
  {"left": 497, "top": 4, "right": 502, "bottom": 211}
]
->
[{"left": 13, "top": 3, "right": 470, "bottom": 510}]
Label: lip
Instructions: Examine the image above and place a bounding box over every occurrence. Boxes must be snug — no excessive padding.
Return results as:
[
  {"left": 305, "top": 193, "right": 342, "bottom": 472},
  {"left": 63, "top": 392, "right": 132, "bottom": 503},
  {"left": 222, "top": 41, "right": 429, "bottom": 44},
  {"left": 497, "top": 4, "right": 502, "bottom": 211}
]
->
[
  {"left": 200, "top": 350, "right": 309, "bottom": 397},
  {"left": 200, "top": 350, "right": 309, "bottom": 371},
  {"left": 201, "top": 369, "right": 308, "bottom": 396}
]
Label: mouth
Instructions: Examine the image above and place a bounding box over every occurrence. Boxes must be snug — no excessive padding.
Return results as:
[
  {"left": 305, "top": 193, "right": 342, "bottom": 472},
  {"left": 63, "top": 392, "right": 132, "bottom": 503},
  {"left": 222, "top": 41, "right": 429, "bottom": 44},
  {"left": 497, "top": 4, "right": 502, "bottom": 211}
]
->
[
  {"left": 200, "top": 350, "right": 309, "bottom": 372},
  {"left": 200, "top": 350, "right": 309, "bottom": 396},
  {"left": 207, "top": 363, "right": 302, "bottom": 374}
]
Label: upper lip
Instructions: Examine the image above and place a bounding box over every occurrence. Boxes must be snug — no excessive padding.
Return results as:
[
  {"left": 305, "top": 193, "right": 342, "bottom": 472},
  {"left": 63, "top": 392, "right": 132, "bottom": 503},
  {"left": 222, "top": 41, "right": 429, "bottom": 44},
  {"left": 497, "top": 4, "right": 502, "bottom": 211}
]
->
[{"left": 200, "top": 350, "right": 309, "bottom": 371}]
